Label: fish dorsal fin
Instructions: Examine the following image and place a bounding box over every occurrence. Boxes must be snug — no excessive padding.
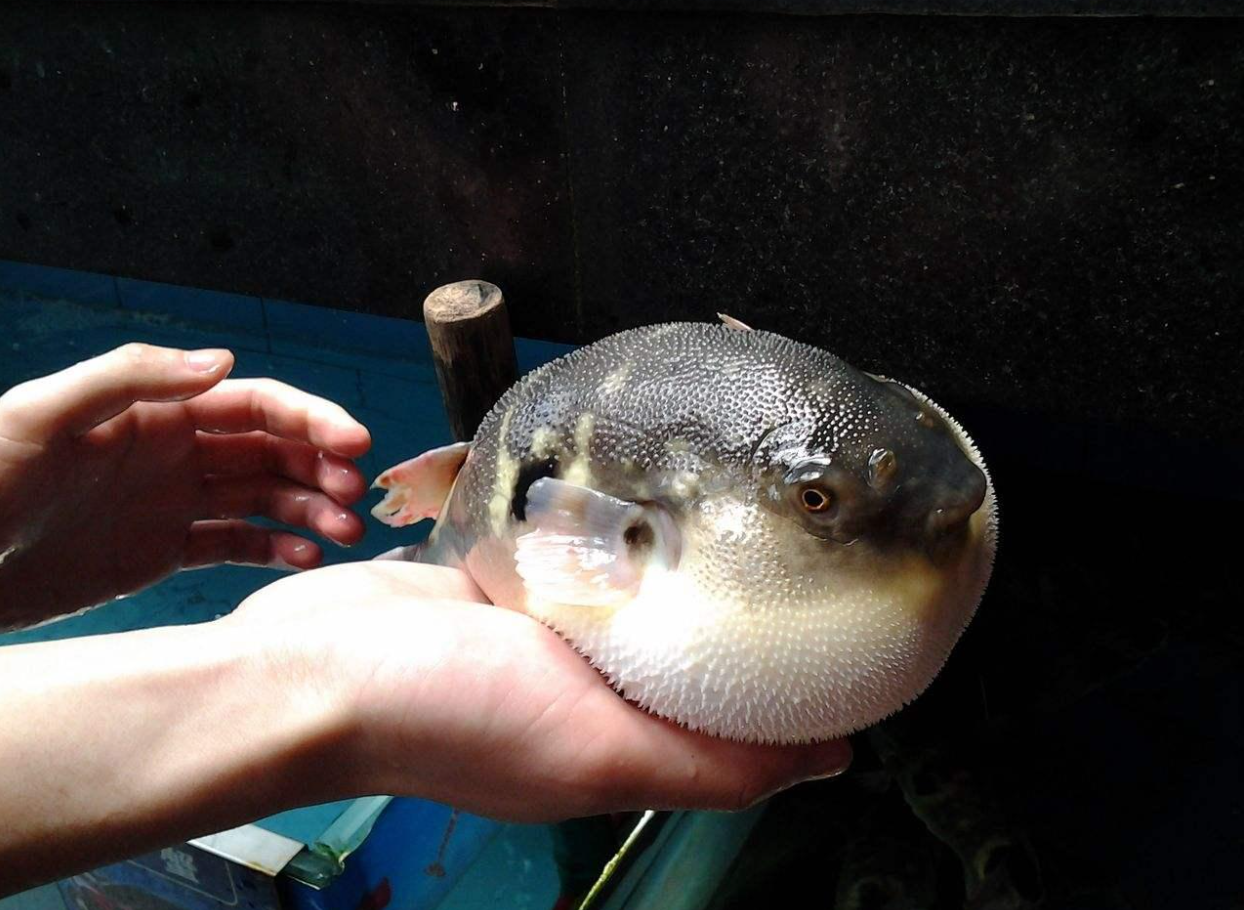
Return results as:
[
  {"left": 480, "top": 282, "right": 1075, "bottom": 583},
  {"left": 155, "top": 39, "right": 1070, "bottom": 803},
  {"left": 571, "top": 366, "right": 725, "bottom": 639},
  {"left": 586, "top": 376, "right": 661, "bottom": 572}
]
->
[
  {"left": 717, "top": 313, "right": 753, "bottom": 332},
  {"left": 515, "top": 478, "right": 681, "bottom": 608},
  {"left": 371, "top": 442, "right": 472, "bottom": 527}
]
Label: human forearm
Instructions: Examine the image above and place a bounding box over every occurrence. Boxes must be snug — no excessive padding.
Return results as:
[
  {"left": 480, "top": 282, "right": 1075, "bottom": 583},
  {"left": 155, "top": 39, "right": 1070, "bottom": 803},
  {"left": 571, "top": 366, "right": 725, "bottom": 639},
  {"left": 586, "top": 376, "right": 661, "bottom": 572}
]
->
[
  {"left": 0, "top": 561, "right": 854, "bottom": 895},
  {"left": 0, "top": 621, "right": 353, "bottom": 895}
]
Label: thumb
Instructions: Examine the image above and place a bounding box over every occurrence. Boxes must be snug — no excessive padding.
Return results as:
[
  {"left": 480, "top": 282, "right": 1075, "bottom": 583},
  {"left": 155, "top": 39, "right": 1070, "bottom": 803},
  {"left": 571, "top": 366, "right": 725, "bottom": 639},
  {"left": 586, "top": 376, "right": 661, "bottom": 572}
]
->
[{"left": 0, "top": 343, "right": 235, "bottom": 442}]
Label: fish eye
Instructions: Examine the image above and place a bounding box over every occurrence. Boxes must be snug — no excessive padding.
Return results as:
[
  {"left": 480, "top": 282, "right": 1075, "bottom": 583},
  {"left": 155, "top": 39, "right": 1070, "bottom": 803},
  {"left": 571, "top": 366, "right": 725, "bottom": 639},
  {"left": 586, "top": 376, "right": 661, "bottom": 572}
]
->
[
  {"left": 800, "top": 486, "right": 834, "bottom": 513},
  {"left": 779, "top": 462, "right": 850, "bottom": 536}
]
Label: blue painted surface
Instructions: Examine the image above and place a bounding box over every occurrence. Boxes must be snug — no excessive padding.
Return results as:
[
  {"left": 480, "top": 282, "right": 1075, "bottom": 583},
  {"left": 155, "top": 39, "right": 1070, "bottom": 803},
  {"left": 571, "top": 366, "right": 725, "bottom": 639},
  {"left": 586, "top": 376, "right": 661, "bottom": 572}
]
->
[
  {"left": 116, "top": 276, "right": 266, "bottom": 334},
  {"left": 262, "top": 297, "right": 436, "bottom": 375},
  {"left": 284, "top": 801, "right": 502, "bottom": 910},
  {"left": 0, "top": 260, "right": 121, "bottom": 308},
  {"left": 0, "top": 260, "right": 570, "bottom": 909},
  {"left": 438, "top": 824, "right": 562, "bottom": 910}
]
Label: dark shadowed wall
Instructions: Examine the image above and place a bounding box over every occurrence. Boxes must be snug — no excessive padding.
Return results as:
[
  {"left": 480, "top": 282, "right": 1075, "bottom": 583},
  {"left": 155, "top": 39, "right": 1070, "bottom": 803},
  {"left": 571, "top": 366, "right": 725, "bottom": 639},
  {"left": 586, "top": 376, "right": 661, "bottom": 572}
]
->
[{"left": 1, "top": 2, "right": 1242, "bottom": 456}]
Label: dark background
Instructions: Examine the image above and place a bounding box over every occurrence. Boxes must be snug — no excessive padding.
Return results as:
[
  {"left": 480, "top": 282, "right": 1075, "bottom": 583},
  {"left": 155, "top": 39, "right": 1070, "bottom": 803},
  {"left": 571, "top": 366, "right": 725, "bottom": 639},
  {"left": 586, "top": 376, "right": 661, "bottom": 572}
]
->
[
  {"left": 3, "top": 3, "right": 1243, "bottom": 451},
  {"left": 2, "top": 3, "right": 1241, "bottom": 908}
]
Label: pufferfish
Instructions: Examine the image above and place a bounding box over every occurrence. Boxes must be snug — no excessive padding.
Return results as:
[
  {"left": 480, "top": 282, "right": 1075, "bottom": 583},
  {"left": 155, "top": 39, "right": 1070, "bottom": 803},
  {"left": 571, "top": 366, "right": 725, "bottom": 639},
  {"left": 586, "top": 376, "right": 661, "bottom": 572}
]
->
[{"left": 371, "top": 320, "right": 997, "bottom": 744}]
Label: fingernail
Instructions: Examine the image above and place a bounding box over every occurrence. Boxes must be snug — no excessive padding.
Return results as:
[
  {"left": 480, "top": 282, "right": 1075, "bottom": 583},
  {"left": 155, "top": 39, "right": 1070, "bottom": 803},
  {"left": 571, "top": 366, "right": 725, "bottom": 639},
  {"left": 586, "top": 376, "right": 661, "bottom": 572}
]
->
[
  {"left": 803, "top": 741, "right": 854, "bottom": 782},
  {"left": 186, "top": 349, "right": 228, "bottom": 373},
  {"left": 804, "top": 764, "right": 850, "bottom": 782},
  {"left": 273, "top": 542, "right": 315, "bottom": 571},
  {"left": 317, "top": 451, "right": 356, "bottom": 481},
  {"left": 335, "top": 511, "right": 359, "bottom": 547}
]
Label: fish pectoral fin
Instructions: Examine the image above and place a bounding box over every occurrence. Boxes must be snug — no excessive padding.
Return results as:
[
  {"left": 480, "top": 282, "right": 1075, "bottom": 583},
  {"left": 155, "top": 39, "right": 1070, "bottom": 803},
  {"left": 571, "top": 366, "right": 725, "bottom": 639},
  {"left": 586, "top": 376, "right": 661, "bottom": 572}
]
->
[
  {"left": 515, "top": 478, "right": 681, "bottom": 608},
  {"left": 370, "top": 441, "right": 472, "bottom": 527},
  {"left": 514, "top": 531, "right": 637, "bottom": 608}
]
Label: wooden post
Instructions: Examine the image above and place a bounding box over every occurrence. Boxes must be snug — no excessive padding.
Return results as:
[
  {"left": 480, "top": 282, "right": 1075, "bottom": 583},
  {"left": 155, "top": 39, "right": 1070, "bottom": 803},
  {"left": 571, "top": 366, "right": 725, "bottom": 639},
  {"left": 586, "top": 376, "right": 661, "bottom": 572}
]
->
[{"left": 423, "top": 279, "right": 518, "bottom": 443}]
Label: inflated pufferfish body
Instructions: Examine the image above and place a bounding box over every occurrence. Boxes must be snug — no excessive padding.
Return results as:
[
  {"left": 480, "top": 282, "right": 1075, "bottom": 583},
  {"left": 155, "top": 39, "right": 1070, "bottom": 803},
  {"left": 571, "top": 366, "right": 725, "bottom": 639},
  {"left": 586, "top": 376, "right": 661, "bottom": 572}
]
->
[{"left": 373, "top": 322, "right": 997, "bottom": 744}]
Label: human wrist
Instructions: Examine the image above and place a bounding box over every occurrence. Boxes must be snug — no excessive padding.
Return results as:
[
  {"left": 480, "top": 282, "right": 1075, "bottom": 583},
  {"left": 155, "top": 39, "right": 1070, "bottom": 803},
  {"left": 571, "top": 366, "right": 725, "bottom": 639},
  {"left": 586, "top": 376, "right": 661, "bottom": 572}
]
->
[
  {"left": 0, "top": 619, "right": 361, "bottom": 893},
  {"left": 205, "top": 613, "right": 366, "bottom": 812},
  {"left": 216, "top": 564, "right": 508, "bottom": 808},
  {"left": 116, "top": 619, "right": 362, "bottom": 833}
]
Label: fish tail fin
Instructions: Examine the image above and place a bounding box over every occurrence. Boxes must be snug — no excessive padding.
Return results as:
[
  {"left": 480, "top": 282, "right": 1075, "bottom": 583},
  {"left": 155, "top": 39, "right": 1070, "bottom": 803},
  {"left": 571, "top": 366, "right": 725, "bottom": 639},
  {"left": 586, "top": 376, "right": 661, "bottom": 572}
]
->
[{"left": 371, "top": 442, "right": 471, "bottom": 527}]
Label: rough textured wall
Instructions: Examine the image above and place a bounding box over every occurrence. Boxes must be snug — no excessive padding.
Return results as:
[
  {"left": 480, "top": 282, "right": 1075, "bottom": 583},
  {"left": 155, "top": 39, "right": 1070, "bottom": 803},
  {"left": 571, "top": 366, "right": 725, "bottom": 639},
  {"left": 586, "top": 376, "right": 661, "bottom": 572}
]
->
[{"left": 1, "top": 3, "right": 1241, "bottom": 446}]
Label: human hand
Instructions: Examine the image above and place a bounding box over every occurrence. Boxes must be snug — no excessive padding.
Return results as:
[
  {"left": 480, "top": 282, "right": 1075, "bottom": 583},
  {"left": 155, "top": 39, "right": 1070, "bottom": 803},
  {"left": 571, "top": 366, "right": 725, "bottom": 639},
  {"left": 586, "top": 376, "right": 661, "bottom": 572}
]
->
[
  {"left": 0, "top": 343, "right": 371, "bottom": 630},
  {"left": 230, "top": 561, "right": 852, "bottom": 821}
]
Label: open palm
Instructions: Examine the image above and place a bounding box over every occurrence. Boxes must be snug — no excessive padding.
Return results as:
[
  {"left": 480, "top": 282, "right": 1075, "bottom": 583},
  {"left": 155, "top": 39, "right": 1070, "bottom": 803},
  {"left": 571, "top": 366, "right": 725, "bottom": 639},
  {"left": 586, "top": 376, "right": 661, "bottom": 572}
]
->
[
  {"left": 0, "top": 343, "right": 371, "bottom": 630},
  {"left": 234, "top": 561, "right": 852, "bottom": 821}
]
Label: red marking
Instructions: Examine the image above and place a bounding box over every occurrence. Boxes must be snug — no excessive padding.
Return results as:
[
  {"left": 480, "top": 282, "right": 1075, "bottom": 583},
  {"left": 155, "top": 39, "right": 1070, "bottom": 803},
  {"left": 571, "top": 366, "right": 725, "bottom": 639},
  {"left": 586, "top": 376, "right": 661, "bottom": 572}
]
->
[{"left": 356, "top": 877, "right": 392, "bottom": 910}]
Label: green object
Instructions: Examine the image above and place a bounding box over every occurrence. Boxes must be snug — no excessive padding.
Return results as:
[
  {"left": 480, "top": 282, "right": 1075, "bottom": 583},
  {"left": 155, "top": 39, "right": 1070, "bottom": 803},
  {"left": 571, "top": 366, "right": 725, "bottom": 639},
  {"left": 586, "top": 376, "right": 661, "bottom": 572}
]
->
[
  {"left": 279, "top": 796, "right": 394, "bottom": 887},
  {"left": 589, "top": 808, "right": 767, "bottom": 910}
]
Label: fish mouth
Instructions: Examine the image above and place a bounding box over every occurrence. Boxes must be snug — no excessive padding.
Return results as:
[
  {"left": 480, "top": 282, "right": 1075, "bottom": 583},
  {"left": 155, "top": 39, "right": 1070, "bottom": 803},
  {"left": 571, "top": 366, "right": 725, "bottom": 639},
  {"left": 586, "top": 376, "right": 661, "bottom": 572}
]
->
[
  {"left": 924, "top": 461, "right": 988, "bottom": 535},
  {"left": 886, "top": 381, "right": 995, "bottom": 542}
]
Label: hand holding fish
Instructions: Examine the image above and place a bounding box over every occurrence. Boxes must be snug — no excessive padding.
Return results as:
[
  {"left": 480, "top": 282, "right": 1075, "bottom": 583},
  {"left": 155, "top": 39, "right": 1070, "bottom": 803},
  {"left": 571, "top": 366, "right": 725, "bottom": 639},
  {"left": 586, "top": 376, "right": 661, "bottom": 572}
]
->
[
  {"left": 0, "top": 342, "right": 371, "bottom": 630},
  {"left": 226, "top": 560, "right": 855, "bottom": 821},
  {"left": 0, "top": 556, "right": 851, "bottom": 895}
]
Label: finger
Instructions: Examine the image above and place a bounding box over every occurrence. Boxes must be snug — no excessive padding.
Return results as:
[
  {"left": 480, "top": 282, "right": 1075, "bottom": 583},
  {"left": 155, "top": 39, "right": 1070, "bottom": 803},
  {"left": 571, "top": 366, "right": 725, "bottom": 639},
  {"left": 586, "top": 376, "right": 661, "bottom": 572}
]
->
[
  {"left": 563, "top": 687, "right": 854, "bottom": 816},
  {"left": 203, "top": 476, "right": 367, "bottom": 546},
  {"left": 197, "top": 432, "right": 368, "bottom": 505},
  {"left": 183, "top": 520, "right": 323, "bottom": 570},
  {"left": 0, "top": 343, "right": 233, "bottom": 443},
  {"left": 654, "top": 735, "right": 854, "bottom": 812},
  {"left": 185, "top": 378, "right": 371, "bottom": 458},
  {"left": 607, "top": 730, "right": 852, "bottom": 815}
]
